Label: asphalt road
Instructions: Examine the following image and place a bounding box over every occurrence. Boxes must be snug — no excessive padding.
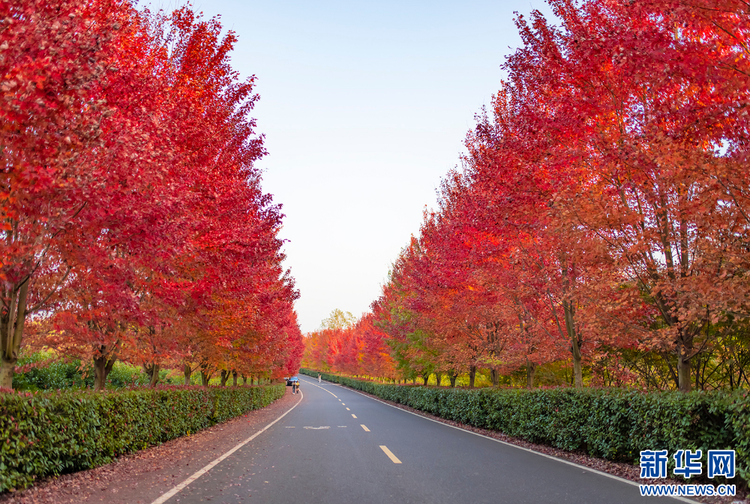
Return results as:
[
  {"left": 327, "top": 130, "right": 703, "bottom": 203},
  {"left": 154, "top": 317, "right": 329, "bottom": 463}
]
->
[{"left": 158, "top": 377, "right": 688, "bottom": 504}]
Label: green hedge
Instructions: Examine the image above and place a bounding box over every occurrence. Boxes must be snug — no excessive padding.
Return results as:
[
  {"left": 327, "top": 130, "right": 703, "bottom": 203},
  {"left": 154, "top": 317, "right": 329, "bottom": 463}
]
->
[
  {"left": 302, "top": 369, "right": 749, "bottom": 483},
  {"left": 0, "top": 384, "right": 285, "bottom": 491}
]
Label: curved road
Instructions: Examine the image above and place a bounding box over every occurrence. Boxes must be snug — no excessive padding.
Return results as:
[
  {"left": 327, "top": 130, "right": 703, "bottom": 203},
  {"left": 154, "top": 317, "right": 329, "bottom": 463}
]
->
[{"left": 155, "top": 377, "right": 689, "bottom": 504}]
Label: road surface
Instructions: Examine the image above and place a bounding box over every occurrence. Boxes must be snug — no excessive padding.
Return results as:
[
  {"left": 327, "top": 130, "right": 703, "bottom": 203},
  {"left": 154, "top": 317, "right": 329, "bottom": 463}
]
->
[{"left": 154, "top": 376, "right": 689, "bottom": 504}]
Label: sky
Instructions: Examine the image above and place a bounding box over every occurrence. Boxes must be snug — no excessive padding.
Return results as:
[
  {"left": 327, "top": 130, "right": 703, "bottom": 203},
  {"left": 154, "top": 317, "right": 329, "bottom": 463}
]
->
[{"left": 151, "top": 0, "right": 556, "bottom": 333}]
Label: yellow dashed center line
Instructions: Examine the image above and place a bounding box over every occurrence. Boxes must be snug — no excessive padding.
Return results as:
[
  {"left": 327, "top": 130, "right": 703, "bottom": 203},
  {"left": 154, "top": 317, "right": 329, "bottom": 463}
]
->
[
  {"left": 380, "top": 445, "right": 402, "bottom": 464},
  {"left": 360, "top": 424, "right": 370, "bottom": 432},
  {"left": 351, "top": 414, "right": 357, "bottom": 419},
  {"left": 346, "top": 407, "right": 350, "bottom": 411}
]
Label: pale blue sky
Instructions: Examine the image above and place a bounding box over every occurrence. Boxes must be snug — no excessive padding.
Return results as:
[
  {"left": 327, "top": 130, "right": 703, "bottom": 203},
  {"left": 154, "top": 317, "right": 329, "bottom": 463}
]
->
[{"left": 152, "top": 0, "right": 554, "bottom": 333}]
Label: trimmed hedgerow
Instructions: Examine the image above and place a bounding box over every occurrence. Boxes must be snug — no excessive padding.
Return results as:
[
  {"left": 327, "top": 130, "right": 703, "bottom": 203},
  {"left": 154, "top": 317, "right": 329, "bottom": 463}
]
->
[
  {"left": 0, "top": 384, "right": 284, "bottom": 492},
  {"left": 302, "top": 369, "right": 748, "bottom": 483}
]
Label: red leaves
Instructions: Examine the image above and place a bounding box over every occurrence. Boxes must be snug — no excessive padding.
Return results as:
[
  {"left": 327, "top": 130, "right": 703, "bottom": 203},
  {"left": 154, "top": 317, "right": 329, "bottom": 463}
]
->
[
  {"left": 0, "top": 0, "right": 301, "bottom": 389},
  {"left": 304, "top": 0, "right": 750, "bottom": 391},
  {"left": 302, "top": 313, "right": 395, "bottom": 379}
]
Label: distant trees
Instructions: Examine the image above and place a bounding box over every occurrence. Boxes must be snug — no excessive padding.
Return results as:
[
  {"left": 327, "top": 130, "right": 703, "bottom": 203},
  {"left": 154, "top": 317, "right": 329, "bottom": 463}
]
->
[
  {"left": 302, "top": 311, "right": 397, "bottom": 380},
  {"left": 1, "top": 0, "right": 302, "bottom": 389}
]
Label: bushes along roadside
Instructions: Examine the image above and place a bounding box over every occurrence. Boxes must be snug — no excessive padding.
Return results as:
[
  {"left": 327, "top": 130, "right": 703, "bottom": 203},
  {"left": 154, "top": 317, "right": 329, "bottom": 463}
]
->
[{"left": 0, "top": 384, "right": 285, "bottom": 491}]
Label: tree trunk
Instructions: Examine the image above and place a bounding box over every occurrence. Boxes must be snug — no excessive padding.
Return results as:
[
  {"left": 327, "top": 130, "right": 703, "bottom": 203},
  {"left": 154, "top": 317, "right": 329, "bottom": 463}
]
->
[
  {"left": 144, "top": 362, "right": 159, "bottom": 387},
  {"left": 449, "top": 372, "right": 457, "bottom": 387},
  {"left": 151, "top": 365, "right": 159, "bottom": 387},
  {"left": 490, "top": 368, "right": 499, "bottom": 387},
  {"left": 435, "top": 372, "right": 442, "bottom": 387},
  {"left": 677, "top": 338, "right": 692, "bottom": 392},
  {"left": 563, "top": 300, "right": 583, "bottom": 388},
  {"left": 201, "top": 370, "right": 211, "bottom": 387},
  {"left": 93, "top": 353, "right": 116, "bottom": 391},
  {"left": 572, "top": 353, "right": 582, "bottom": 388},
  {"left": 526, "top": 361, "right": 536, "bottom": 389},
  {"left": 421, "top": 372, "right": 429, "bottom": 386},
  {"left": 242, "top": 374, "right": 248, "bottom": 385},
  {"left": 469, "top": 366, "right": 477, "bottom": 388},
  {"left": 184, "top": 363, "right": 192, "bottom": 385},
  {"left": 0, "top": 355, "right": 15, "bottom": 390},
  {"left": 232, "top": 370, "right": 238, "bottom": 386},
  {"left": 220, "top": 369, "right": 229, "bottom": 386},
  {"left": 0, "top": 278, "right": 29, "bottom": 390}
]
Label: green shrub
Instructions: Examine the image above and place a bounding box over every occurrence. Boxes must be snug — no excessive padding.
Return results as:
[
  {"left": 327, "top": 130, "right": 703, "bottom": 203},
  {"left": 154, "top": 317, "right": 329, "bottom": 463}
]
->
[
  {"left": 12, "top": 359, "right": 90, "bottom": 391},
  {"left": 302, "top": 369, "right": 748, "bottom": 485},
  {"left": 105, "top": 363, "right": 150, "bottom": 388},
  {"left": 728, "top": 391, "right": 750, "bottom": 482},
  {"left": 12, "top": 353, "right": 200, "bottom": 391},
  {"left": 0, "top": 384, "right": 284, "bottom": 492}
]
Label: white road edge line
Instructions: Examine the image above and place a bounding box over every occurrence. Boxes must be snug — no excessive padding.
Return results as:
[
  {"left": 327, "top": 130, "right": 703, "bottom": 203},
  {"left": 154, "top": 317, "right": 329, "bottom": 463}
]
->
[
  {"left": 380, "top": 445, "right": 402, "bottom": 464},
  {"left": 299, "top": 377, "right": 338, "bottom": 398},
  {"left": 331, "top": 383, "right": 696, "bottom": 504},
  {"left": 149, "top": 390, "right": 304, "bottom": 504}
]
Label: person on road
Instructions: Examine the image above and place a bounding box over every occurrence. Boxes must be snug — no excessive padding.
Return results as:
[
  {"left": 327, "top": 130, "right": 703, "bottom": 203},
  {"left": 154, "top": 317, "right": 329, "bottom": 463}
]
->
[
  {"left": 292, "top": 381, "right": 299, "bottom": 394},
  {"left": 318, "top": 373, "right": 321, "bottom": 384}
]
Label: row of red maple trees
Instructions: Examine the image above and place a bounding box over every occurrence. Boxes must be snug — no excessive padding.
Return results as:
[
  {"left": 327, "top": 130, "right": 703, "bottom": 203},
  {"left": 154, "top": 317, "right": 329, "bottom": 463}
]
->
[
  {"left": 0, "top": 0, "right": 304, "bottom": 390},
  {"left": 303, "top": 0, "right": 750, "bottom": 392}
]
